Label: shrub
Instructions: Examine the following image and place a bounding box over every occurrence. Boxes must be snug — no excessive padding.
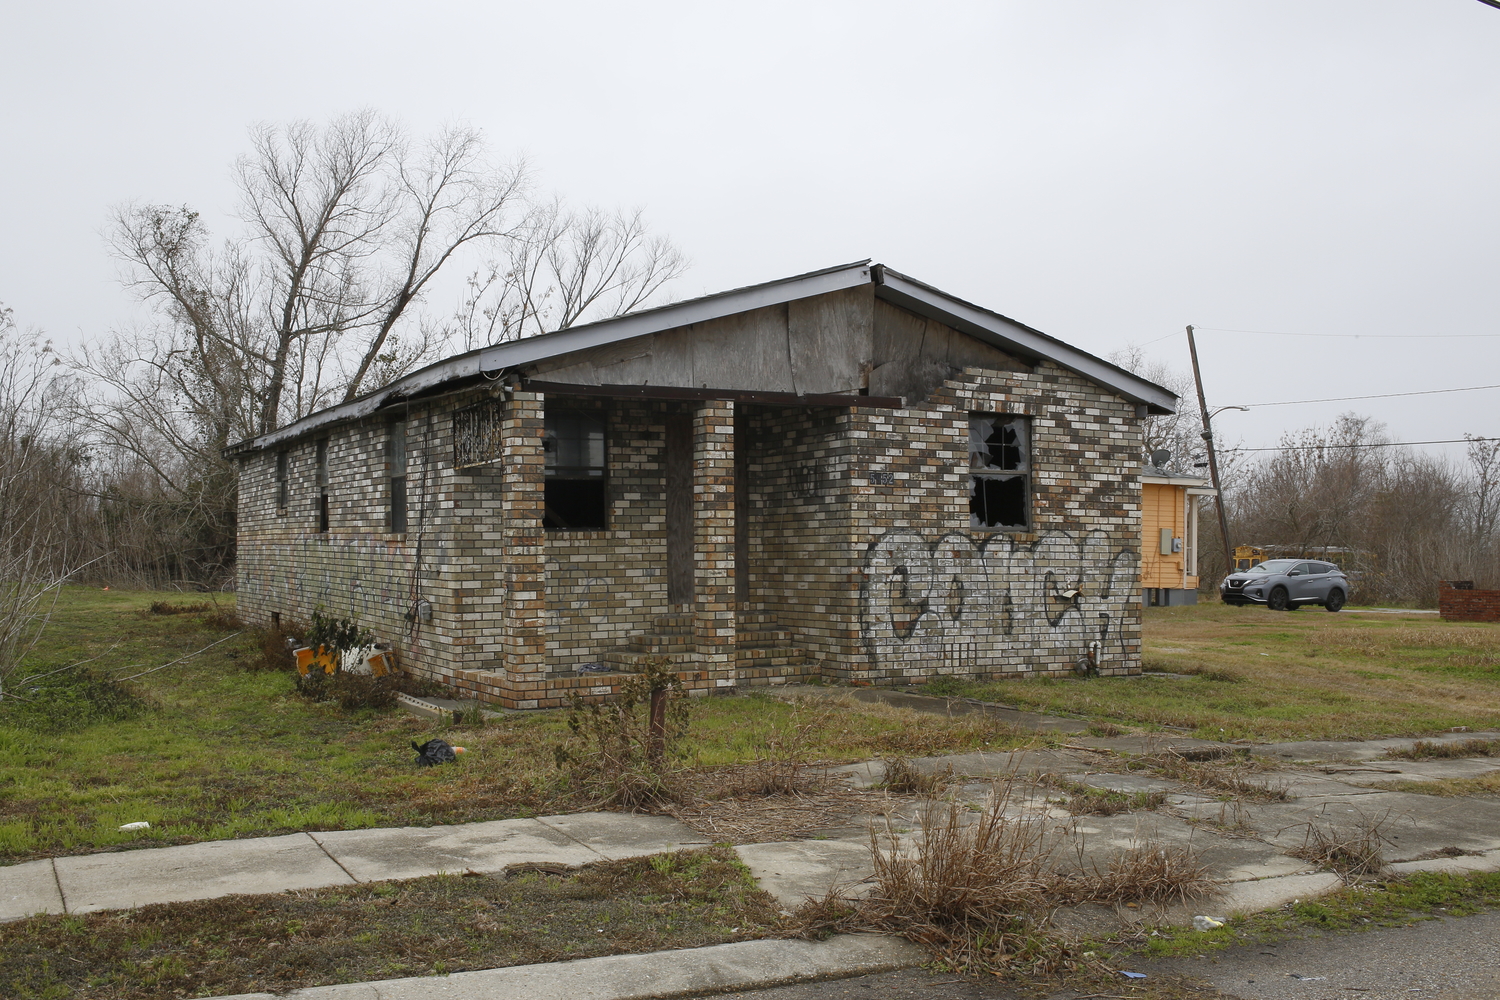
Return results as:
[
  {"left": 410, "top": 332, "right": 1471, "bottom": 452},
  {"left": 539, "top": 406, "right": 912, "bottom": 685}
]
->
[{"left": 556, "top": 657, "right": 690, "bottom": 809}]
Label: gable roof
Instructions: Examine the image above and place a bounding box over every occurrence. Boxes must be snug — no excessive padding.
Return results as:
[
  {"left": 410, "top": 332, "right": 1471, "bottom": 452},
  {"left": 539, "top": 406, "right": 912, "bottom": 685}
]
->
[{"left": 228, "top": 260, "right": 1177, "bottom": 455}]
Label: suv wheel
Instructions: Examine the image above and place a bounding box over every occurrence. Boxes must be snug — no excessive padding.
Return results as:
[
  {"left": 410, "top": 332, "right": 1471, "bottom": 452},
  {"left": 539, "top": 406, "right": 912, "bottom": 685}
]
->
[
  {"left": 1325, "top": 589, "right": 1346, "bottom": 613},
  {"left": 1267, "top": 586, "right": 1290, "bottom": 611}
]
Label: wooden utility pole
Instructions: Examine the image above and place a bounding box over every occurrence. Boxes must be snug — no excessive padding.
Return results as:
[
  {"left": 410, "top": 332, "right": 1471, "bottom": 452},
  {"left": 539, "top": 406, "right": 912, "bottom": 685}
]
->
[{"left": 1185, "top": 325, "right": 1235, "bottom": 577}]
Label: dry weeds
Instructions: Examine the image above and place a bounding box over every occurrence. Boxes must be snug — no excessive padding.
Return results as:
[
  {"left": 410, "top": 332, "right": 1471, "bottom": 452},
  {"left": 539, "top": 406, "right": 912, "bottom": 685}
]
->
[
  {"left": 1126, "top": 749, "right": 1291, "bottom": 802},
  {"left": 1383, "top": 738, "right": 1500, "bottom": 760},
  {"left": 879, "top": 756, "right": 954, "bottom": 795},
  {"left": 792, "top": 779, "right": 1218, "bottom": 977},
  {"left": 1288, "top": 811, "right": 1392, "bottom": 878}
]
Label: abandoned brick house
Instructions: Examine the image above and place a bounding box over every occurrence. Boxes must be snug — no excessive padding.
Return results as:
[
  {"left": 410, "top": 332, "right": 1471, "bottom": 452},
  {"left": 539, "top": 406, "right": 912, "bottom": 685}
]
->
[{"left": 229, "top": 261, "right": 1177, "bottom": 709}]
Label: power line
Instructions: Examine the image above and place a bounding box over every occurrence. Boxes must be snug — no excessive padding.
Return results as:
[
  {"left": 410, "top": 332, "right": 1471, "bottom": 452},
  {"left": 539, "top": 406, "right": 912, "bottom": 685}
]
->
[
  {"left": 1221, "top": 436, "right": 1500, "bottom": 454},
  {"left": 1192, "top": 326, "right": 1500, "bottom": 339},
  {"left": 1233, "top": 382, "right": 1500, "bottom": 408}
]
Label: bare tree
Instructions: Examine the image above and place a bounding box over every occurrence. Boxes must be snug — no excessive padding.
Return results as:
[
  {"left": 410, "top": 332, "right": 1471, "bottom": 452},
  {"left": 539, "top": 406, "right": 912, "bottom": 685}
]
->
[
  {"left": 0, "top": 306, "right": 83, "bottom": 699},
  {"left": 1106, "top": 346, "right": 1204, "bottom": 472},
  {"left": 452, "top": 202, "right": 688, "bottom": 349}
]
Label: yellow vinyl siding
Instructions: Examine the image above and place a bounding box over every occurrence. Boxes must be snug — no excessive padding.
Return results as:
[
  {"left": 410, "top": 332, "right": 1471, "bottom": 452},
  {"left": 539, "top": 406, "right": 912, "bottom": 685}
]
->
[{"left": 1141, "top": 482, "right": 1198, "bottom": 590}]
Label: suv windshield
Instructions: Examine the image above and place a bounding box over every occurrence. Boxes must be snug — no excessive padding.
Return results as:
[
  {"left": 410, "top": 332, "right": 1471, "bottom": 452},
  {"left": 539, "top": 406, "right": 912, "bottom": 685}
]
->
[{"left": 1247, "top": 560, "right": 1298, "bottom": 575}]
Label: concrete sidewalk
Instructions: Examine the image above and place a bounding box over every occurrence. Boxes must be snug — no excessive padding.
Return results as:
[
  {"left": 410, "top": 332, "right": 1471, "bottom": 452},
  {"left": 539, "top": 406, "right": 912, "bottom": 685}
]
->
[{"left": 2, "top": 812, "right": 711, "bottom": 921}]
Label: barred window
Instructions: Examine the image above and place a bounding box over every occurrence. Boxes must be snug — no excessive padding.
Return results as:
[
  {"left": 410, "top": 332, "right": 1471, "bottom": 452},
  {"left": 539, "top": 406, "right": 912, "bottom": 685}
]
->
[{"left": 969, "top": 413, "right": 1029, "bottom": 531}]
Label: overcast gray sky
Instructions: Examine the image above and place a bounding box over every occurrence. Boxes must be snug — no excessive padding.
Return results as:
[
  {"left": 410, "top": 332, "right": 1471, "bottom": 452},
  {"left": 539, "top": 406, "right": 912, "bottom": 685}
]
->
[{"left": 3, "top": 1, "right": 1497, "bottom": 462}]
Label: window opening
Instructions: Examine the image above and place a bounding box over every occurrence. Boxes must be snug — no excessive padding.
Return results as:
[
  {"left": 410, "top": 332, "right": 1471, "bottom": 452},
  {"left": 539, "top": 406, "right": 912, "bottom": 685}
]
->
[
  {"left": 275, "top": 450, "right": 289, "bottom": 511},
  {"left": 543, "top": 407, "right": 607, "bottom": 530},
  {"left": 388, "top": 419, "right": 408, "bottom": 533},
  {"left": 968, "top": 413, "right": 1030, "bottom": 530},
  {"left": 315, "top": 439, "right": 330, "bottom": 532}
]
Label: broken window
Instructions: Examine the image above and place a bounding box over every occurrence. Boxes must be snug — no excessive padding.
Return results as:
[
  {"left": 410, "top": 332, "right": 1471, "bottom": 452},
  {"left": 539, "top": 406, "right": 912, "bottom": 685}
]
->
[
  {"left": 969, "top": 413, "right": 1030, "bottom": 531},
  {"left": 315, "top": 439, "right": 330, "bottom": 532},
  {"left": 275, "top": 450, "right": 289, "bottom": 512},
  {"left": 388, "top": 419, "right": 408, "bottom": 534},
  {"left": 544, "top": 407, "right": 607, "bottom": 530}
]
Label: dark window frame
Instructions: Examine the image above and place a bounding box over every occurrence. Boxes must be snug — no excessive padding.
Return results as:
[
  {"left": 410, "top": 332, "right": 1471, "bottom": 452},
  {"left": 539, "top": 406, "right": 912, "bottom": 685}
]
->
[
  {"left": 968, "top": 412, "right": 1031, "bottom": 532},
  {"left": 274, "top": 450, "right": 290, "bottom": 512},
  {"left": 315, "top": 438, "right": 330, "bottom": 532},
  {"left": 388, "top": 419, "right": 408, "bottom": 534},
  {"left": 543, "top": 404, "right": 609, "bottom": 531}
]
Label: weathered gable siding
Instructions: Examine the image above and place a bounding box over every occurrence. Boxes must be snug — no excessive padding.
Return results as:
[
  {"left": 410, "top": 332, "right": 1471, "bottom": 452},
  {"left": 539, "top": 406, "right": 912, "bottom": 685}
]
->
[{"left": 529, "top": 286, "right": 875, "bottom": 396}]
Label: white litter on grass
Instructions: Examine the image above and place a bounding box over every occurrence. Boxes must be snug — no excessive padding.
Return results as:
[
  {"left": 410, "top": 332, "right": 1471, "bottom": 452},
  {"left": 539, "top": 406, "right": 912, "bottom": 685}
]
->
[
  {"left": 119, "top": 821, "right": 150, "bottom": 831},
  {"left": 1193, "top": 915, "right": 1226, "bottom": 931}
]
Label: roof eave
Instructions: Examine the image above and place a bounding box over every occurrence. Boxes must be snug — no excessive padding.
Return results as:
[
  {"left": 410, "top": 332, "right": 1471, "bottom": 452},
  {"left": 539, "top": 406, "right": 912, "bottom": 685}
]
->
[{"left": 871, "top": 266, "right": 1178, "bottom": 415}]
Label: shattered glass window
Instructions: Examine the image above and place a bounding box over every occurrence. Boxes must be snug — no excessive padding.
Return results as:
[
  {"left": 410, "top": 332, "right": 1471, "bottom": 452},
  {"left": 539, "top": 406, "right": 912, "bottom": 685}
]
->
[
  {"left": 969, "top": 414, "right": 1030, "bottom": 530},
  {"left": 969, "top": 414, "right": 1028, "bottom": 472}
]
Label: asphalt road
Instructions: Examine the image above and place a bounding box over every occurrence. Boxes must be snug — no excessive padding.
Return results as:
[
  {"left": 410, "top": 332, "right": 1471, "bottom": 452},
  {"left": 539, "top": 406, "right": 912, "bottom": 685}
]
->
[{"left": 683, "top": 910, "right": 1500, "bottom": 1000}]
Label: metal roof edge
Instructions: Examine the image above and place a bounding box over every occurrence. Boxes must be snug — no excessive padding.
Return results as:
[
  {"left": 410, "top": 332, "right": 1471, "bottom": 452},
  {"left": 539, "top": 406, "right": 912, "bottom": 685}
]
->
[{"left": 872, "top": 267, "right": 1178, "bottom": 415}]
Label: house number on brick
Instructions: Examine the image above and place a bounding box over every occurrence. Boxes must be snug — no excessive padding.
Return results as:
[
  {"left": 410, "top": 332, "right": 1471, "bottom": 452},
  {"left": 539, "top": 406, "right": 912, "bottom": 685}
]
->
[{"left": 869, "top": 471, "right": 896, "bottom": 486}]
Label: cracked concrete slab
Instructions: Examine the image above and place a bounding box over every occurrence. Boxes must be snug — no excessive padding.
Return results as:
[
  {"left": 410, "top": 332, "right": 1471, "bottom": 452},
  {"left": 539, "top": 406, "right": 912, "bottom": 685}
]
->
[
  {"left": 1066, "top": 810, "right": 1311, "bottom": 883},
  {"left": 534, "top": 812, "right": 709, "bottom": 859},
  {"left": 210, "top": 933, "right": 925, "bottom": 1000},
  {"left": 1388, "top": 850, "right": 1500, "bottom": 876},
  {"left": 1314, "top": 757, "right": 1500, "bottom": 787},
  {"left": 1257, "top": 732, "right": 1500, "bottom": 763},
  {"left": 735, "top": 840, "right": 874, "bottom": 907},
  {"left": 310, "top": 818, "right": 597, "bottom": 882},
  {"left": 53, "top": 833, "right": 352, "bottom": 914},
  {"left": 1071, "top": 771, "right": 1181, "bottom": 794},
  {"left": 0, "top": 858, "right": 62, "bottom": 921},
  {"left": 1214, "top": 871, "right": 1346, "bottom": 916},
  {"left": 1174, "top": 790, "right": 1500, "bottom": 858}
]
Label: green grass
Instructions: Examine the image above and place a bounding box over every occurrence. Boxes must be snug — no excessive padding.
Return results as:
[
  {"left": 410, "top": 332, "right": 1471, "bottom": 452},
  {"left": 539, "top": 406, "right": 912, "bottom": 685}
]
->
[
  {"left": 1134, "top": 870, "right": 1500, "bottom": 961},
  {"left": 922, "top": 603, "right": 1500, "bottom": 741},
  {"left": 0, "top": 588, "right": 1042, "bottom": 864},
  {"left": 0, "top": 845, "right": 780, "bottom": 1000}
]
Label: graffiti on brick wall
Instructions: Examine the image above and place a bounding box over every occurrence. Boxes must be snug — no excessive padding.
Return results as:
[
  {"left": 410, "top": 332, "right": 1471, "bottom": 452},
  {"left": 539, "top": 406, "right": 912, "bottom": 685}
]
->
[{"left": 861, "top": 529, "right": 1138, "bottom": 676}]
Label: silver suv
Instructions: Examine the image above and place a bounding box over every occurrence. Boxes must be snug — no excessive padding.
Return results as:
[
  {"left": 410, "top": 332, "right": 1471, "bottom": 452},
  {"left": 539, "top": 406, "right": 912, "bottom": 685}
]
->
[{"left": 1220, "top": 559, "right": 1349, "bottom": 612}]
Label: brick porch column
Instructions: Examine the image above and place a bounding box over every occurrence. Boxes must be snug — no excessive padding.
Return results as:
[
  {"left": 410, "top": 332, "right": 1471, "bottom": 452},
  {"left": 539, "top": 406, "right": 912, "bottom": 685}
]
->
[
  {"left": 693, "top": 400, "right": 737, "bottom": 691},
  {"left": 500, "top": 391, "right": 547, "bottom": 687}
]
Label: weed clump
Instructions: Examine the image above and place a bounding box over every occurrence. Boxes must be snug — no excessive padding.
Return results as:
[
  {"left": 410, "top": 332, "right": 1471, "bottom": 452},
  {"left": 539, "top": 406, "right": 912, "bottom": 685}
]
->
[
  {"left": 1125, "top": 748, "right": 1290, "bottom": 802},
  {"left": 879, "top": 756, "right": 953, "bottom": 795},
  {"left": 793, "top": 780, "right": 1218, "bottom": 977},
  {"left": 556, "top": 657, "right": 690, "bottom": 809},
  {"left": 1290, "top": 813, "right": 1391, "bottom": 878}
]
